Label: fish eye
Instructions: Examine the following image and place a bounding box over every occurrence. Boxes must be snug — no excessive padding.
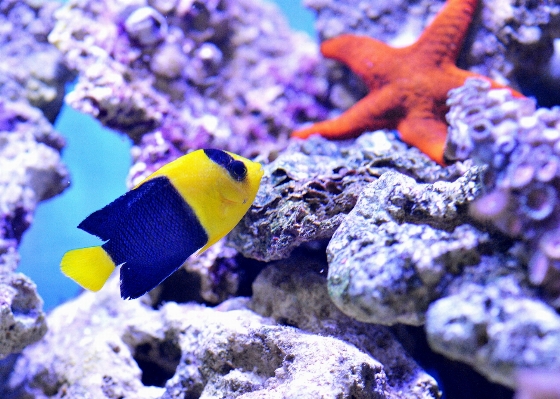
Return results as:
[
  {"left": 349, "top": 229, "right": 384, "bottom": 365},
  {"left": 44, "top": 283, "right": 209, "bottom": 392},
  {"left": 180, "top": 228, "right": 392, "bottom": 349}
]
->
[
  {"left": 228, "top": 160, "right": 247, "bottom": 181},
  {"left": 203, "top": 149, "right": 247, "bottom": 181}
]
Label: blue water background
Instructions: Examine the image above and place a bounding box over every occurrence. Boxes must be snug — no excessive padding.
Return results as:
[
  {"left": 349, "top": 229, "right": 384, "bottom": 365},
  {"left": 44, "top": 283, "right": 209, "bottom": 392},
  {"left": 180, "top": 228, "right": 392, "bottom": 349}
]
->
[{"left": 17, "top": 0, "right": 315, "bottom": 310}]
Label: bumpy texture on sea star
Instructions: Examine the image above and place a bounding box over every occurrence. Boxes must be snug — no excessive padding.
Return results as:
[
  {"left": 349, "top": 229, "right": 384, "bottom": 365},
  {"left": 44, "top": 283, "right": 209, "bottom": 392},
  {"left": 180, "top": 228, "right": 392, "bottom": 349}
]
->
[{"left": 292, "top": 0, "right": 524, "bottom": 165}]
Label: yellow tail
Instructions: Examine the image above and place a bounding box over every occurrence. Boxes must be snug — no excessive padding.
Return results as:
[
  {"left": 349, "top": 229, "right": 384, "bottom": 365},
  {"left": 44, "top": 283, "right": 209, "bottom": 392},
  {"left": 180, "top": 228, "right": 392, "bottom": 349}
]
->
[{"left": 60, "top": 246, "right": 116, "bottom": 292}]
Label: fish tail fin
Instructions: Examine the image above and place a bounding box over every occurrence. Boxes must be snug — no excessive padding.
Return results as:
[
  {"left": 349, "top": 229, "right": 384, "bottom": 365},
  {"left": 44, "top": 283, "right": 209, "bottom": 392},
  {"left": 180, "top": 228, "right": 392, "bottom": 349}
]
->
[{"left": 60, "top": 246, "right": 116, "bottom": 292}]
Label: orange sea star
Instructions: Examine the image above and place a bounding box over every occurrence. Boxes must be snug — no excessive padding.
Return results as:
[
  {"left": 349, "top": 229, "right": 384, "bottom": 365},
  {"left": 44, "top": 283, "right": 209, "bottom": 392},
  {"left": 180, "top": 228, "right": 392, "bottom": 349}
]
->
[{"left": 292, "top": 0, "right": 524, "bottom": 165}]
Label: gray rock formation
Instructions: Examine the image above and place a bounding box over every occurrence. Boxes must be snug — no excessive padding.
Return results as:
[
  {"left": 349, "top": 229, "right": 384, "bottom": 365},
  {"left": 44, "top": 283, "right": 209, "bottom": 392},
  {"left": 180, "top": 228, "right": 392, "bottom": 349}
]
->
[
  {"left": 250, "top": 258, "right": 441, "bottom": 398},
  {"left": 231, "top": 132, "right": 462, "bottom": 262},
  {"left": 6, "top": 260, "right": 441, "bottom": 398},
  {"left": 326, "top": 167, "right": 486, "bottom": 326},
  {"left": 0, "top": 98, "right": 68, "bottom": 358},
  {"left": 426, "top": 254, "right": 560, "bottom": 389},
  {"left": 0, "top": 0, "right": 71, "bottom": 359}
]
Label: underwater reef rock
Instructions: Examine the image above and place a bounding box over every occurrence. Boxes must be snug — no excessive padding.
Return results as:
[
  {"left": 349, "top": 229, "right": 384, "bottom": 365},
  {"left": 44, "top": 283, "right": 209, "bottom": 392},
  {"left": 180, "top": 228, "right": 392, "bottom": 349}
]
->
[
  {"left": 304, "top": 0, "right": 559, "bottom": 106},
  {"left": 0, "top": 98, "right": 67, "bottom": 250},
  {"left": 180, "top": 240, "right": 242, "bottom": 304},
  {"left": 230, "top": 132, "right": 463, "bottom": 262},
  {"left": 250, "top": 258, "right": 441, "bottom": 398},
  {"left": 0, "top": 271, "right": 47, "bottom": 360},
  {"left": 0, "top": 98, "right": 68, "bottom": 358},
  {"left": 446, "top": 77, "right": 560, "bottom": 305},
  {"left": 471, "top": 0, "right": 560, "bottom": 86},
  {"left": 327, "top": 167, "right": 487, "bottom": 326},
  {"left": 0, "top": 0, "right": 71, "bottom": 359},
  {"left": 48, "top": 0, "right": 331, "bottom": 184},
  {"left": 0, "top": 0, "right": 72, "bottom": 122},
  {"left": 306, "top": 0, "right": 439, "bottom": 42},
  {"left": 319, "top": 156, "right": 560, "bottom": 386},
  {"left": 7, "top": 261, "right": 441, "bottom": 399},
  {"left": 426, "top": 254, "right": 560, "bottom": 389},
  {"left": 154, "top": 239, "right": 265, "bottom": 305}
]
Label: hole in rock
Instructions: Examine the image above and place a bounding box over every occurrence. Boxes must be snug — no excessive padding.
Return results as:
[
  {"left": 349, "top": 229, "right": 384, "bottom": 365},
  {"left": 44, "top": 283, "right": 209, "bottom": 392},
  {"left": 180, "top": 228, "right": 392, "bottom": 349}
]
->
[{"left": 133, "top": 340, "right": 181, "bottom": 387}]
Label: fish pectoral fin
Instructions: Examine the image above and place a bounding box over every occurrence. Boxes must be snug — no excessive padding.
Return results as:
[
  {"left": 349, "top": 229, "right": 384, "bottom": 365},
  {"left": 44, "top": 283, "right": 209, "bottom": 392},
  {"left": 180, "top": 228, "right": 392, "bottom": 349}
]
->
[{"left": 195, "top": 239, "right": 220, "bottom": 256}]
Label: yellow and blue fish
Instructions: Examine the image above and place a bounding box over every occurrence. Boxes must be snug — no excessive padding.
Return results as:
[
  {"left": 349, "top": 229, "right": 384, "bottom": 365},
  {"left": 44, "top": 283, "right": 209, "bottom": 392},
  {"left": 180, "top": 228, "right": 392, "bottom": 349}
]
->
[{"left": 61, "top": 149, "right": 263, "bottom": 299}]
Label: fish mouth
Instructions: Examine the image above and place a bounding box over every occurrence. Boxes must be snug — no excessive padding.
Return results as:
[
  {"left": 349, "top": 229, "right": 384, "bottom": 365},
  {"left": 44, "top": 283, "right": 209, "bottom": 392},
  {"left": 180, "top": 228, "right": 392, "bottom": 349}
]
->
[{"left": 220, "top": 193, "right": 244, "bottom": 205}]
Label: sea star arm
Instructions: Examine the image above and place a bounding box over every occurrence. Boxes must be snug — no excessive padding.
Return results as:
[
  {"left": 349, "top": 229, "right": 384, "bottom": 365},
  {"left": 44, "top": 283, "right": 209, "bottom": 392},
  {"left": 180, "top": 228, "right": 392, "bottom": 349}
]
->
[
  {"left": 291, "top": 0, "right": 524, "bottom": 165},
  {"left": 397, "top": 111, "right": 448, "bottom": 166},
  {"left": 320, "top": 34, "right": 391, "bottom": 90},
  {"left": 413, "top": 0, "right": 478, "bottom": 65},
  {"left": 292, "top": 86, "right": 403, "bottom": 140}
]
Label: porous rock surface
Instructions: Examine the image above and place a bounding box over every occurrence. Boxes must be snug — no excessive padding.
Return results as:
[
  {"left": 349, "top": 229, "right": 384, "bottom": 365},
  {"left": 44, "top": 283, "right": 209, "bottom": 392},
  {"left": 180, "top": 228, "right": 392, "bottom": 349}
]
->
[
  {"left": 446, "top": 78, "right": 560, "bottom": 305},
  {"left": 48, "top": 0, "right": 331, "bottom": 185},
  {"left": 326, "top": 167, "right": 486, "bottom": 326},
  {"left": 6, "top": 261, "right": 441, "bottom": 399},
  {"left": 250, "top": 257, "right": 441, "bottom": 398},
  {"left": 230, "top": 131, "right": 463, "bottom": 262},
  {"left": 0, "top": 270, "right": 47, "bottom": 359},
  {"left": 426, "top": 253, "right": 560, "bottom": 389},
  {"left": 0, "top": 0, "right": 71, "bottom": 121},
  {"left": 316, "top": 139, "right": 560, "bottom": 385},
  {"left": 246, "top": 117, "right": 560, "bottom": 389},
  {"left": 0, "top": 99, "right": 68, "bottom": 359},
  {"left": 0, "top": 0, "right": 72, "bottom": 360}
]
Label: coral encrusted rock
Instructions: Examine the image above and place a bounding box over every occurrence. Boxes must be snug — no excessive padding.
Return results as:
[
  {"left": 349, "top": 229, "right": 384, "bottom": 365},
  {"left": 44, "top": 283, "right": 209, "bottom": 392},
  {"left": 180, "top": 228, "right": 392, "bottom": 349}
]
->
[
  {"left": 426, "top": 254, "right": 560, "bottom": 388},
  {"left": 446, "top": 77, "right": 560, "bottom": 305},
  {"left": 48, "top": 0, "right": 331, "bottom": 185},
  {"left": 6, "top": 263, "right": 441, "bottom": 398},
  {"left": 230, "top": 131, "right": 463, "bottom": 262},
  {"left": 0, "top": 0, "right": 71, "bottom": 121},
  {"left": 0, "top": 98, "right": 68, "bottom": 358},
  {"left": 0, "top": 0, "right": 72, "bottom": 359},
  {"left": 250, "top": 257, "right": 441, "bottom": 398},
  {"left": 0, "top": 270, "right": 47, "bottom": 359},
  {"left": 326, "top": 167, "right": 487, "bottom": 326}
]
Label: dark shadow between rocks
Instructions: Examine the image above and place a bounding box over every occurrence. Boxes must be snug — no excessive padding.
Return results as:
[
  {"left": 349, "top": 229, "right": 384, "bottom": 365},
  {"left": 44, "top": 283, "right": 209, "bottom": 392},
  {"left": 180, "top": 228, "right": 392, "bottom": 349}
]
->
[
  {"left": 390, "top": 325, "right": 514, "bottom": 399},
  {"left": 151, "top": 268, "right": 206, "bottom": 309}
]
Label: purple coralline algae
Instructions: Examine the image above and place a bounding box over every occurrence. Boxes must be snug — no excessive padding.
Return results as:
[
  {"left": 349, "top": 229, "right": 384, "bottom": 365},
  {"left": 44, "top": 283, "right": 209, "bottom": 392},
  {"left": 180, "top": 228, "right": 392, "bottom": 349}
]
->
[
  {"left": 0, "top": 0, "right": 71, "bottom": 121},
  {"left": 0, "top": 0, "right": 71, "bottom": 358},
  {"left": 48, "top": 0, "right": 331, "bottom": 185},
  {"left": 446, "top": 77, "right": 560, "bottom": 305}
]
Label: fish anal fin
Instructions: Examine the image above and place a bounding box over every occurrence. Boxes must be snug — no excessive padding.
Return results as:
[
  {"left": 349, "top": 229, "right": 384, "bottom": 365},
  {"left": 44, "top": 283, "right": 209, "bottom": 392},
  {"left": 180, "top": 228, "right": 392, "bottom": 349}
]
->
[{"left": 119, "top": 255, "right": 188, "bottom": 300}]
